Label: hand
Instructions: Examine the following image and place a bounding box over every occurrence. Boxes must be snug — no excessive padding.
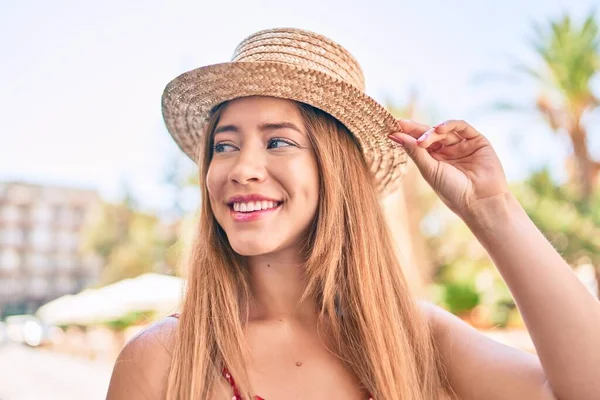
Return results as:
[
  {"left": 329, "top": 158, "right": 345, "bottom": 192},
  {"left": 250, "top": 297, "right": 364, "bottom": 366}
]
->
[{"left": 388, "top": 119, "right": 510, "bottom": 219}]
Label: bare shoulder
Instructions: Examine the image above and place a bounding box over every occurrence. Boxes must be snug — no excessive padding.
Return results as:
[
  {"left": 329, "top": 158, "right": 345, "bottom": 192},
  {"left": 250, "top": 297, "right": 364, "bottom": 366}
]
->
[
  {"left": 417, "top": 300, "right": 557, "bottom": 400},
  {"left": 416, "top": 299, "right": 467, "bottom": 335},
  {"left": 106, "top": 315, "right": 179, "bottom": 400}
]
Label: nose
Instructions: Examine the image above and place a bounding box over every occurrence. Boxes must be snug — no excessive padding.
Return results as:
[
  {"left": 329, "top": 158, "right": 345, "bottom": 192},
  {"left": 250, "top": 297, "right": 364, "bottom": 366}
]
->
[{"left": 227, "top": 146, "right": 267, "bottom": 185}]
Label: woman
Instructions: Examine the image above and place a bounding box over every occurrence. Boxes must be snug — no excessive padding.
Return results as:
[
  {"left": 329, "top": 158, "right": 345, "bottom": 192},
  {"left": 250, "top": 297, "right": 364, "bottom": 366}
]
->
[{"left": 106, "top": 28, "right": 600, "bottom": 400}]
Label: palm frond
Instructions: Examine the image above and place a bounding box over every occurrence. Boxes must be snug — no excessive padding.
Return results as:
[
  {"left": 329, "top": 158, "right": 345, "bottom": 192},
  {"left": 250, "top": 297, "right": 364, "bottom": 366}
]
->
[
  {"left": 483, "top": 101, "right": 535, "bottom": 114},
  {"left": 468, "top": 70, "right": 523, "bottom": 86},
  {"left": 513, "top": 63, "right": 547, "bottom": 82}
]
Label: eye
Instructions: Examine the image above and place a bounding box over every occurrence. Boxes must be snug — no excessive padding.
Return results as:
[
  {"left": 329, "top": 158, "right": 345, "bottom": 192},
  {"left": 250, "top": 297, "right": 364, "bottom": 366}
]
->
[
  {"left": 213, "top": 142, "right": 237, "bottom": 153},
  {"left": 267, "top": 138, "right": 295, "bottom": 149}
]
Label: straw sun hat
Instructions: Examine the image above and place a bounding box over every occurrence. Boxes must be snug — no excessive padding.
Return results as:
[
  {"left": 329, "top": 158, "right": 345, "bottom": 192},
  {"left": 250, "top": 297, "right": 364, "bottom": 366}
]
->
[{"left": 161, "top": 27, "right": 408, "bottom": 195}]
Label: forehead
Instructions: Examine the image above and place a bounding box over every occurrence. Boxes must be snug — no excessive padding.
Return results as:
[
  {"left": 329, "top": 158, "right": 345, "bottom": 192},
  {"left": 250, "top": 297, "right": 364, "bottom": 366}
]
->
[{"left": 218, "top": 96, "right": 303, "bottom": 125}]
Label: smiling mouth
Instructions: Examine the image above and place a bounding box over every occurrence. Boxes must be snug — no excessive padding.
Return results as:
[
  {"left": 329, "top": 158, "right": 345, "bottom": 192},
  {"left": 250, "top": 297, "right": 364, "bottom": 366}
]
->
[
  {"left": 228, "top": 200, "right": 283, "bottom": 213},
  {"left": 227, "top": 200, "right": 283, "bottom": 222}
]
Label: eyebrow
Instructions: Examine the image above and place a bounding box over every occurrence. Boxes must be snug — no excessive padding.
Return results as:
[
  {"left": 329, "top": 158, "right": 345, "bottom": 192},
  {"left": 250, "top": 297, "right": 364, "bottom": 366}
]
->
[{"left": 213, "top": 122, "right": 304, "bottom": 135}]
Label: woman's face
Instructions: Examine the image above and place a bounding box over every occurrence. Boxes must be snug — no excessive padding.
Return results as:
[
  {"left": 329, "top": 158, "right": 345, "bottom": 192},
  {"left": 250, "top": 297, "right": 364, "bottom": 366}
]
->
[{"left": 206, "top": 96, "right": 320, "bottom": 257}]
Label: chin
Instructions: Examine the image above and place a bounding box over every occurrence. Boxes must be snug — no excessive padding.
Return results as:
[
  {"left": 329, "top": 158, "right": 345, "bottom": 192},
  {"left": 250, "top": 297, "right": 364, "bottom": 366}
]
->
[{"left": 229, "top": 239, "right": 277, "bottom": 257}]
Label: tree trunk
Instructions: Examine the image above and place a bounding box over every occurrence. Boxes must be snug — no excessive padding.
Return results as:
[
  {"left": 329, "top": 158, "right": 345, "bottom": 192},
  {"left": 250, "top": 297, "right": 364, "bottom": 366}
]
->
[
  {"left": 596, "top": 267, "right": 600, "bottom": 301},
  {"left": 570, "top": 126, "right": 595, "bottom": 204}
]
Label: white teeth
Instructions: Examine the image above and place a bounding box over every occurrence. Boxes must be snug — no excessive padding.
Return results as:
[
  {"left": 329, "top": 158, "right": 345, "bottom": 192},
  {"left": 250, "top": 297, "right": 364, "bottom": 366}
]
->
[{"left": 232, "top": 201, "right": 280, "bottom": 213}]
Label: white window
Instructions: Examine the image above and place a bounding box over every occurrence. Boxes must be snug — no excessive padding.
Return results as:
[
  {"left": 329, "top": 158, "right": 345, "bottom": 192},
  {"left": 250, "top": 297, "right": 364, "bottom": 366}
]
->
[
  {"left": 32, "top": 204, "right": 53, "bottom": 224},
  {"left": 1, "top": 205, "right": 21, "bottom": 223},
  {"left": 2, "top": 229, "right": 24, "bottom": 246},
  {"left": 0, "top": 249, "right": 21, "bottom": 270},
  {"left": 30, "top": 227, "right": 52, "bottom": 250},
  {"left": 27, "top": 253, "right": 48, "bottom": 270}
]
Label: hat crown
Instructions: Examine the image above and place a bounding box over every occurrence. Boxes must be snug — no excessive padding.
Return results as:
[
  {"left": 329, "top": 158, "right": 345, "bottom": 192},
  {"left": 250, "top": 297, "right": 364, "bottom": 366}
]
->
[{"left": 231, "top": 28, "right": 366, "bottom": 90}]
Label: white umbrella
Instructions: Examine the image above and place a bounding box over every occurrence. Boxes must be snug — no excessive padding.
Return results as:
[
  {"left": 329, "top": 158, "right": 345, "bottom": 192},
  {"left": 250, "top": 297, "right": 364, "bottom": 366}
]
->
[{"left": 37, "top": 273, "right": 185, "bottom": 326}]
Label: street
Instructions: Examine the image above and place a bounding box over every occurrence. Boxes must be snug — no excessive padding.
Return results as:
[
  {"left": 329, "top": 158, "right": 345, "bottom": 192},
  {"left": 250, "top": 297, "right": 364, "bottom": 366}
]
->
[{"left": 0, "top": 343, "right": 113, "bottom": 400}]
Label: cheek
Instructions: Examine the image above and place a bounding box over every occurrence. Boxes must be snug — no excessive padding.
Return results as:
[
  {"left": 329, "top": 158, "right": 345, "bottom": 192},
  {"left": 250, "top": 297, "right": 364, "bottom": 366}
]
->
[
  {"left": 305, "top": 154, "right": 320, "bottom": 194},
  {"left": 281, "top": 156, "right": 319, "bottom": 203},
  {"left": 303, "top": 163, "right": 320, "bottom": 203},
  {"left": 206, "top": 162, "right": 226, "bottom": 203}
]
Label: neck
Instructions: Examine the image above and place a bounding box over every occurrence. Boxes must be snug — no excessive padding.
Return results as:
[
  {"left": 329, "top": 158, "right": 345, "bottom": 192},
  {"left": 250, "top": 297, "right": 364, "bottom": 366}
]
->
[{"left": 246, "top": 248, "right": 318, "bottom": 323}]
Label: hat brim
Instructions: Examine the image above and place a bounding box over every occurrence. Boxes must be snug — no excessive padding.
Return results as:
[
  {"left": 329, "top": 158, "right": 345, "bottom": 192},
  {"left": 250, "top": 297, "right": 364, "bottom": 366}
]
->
[{"left": 161, "top": 61, "right": 408, "bottom": 195}]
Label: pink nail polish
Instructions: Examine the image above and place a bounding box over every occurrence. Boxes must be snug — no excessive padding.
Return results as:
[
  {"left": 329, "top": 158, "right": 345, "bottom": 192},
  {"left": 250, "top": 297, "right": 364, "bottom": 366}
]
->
[
  {"left": 417, "top": 133, "right": 428, "bottom": 143},
  {"left": 388, "top": 135, "right": 404, "bottom": 146}
]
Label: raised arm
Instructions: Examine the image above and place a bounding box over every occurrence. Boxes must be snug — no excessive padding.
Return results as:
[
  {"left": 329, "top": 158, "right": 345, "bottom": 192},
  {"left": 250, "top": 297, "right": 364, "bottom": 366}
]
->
[
  {"left": 463, "top": 192, "right": 600, "bottom": 400},
  {"left": 392, "top": 119, "right": 600, "bottom": 400}
]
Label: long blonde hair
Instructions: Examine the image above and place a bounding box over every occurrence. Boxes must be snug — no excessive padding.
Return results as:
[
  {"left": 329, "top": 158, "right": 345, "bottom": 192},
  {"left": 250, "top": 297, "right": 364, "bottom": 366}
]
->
[{"left": 166, "top": 98, "right": 452, "bottom": 399}]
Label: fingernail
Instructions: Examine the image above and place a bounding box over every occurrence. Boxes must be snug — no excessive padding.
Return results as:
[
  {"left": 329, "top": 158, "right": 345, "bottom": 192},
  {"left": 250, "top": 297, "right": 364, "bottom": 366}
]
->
[
  {"left": 388, "top": 134, "right": 404, "bottom": 147},
  {"left": 433, "top": 122, "right": 444, "bottom": 129},
  {"left": 416, "top": 132, "right": 429, "bottom": 143}
]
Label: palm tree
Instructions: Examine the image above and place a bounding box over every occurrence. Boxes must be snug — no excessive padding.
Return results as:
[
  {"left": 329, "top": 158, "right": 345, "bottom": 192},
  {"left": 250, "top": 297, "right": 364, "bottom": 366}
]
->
[{"left": 521, "top": 11, "right": 600, "bottom": 205}]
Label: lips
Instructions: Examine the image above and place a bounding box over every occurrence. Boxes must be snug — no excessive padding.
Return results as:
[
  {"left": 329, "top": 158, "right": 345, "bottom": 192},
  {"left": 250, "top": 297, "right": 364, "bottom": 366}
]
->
[
  {"left": 226, "top": 194, "right": 282, "bottom": 204},
  {"left": 228, "top": 202, "right": 282, "bottom": 222},
  {"left": 231, "top": 200, "right": 280, "bottom": 213},
  {"left": 226, "top": 194, "right": 283, "bottom": 222}
]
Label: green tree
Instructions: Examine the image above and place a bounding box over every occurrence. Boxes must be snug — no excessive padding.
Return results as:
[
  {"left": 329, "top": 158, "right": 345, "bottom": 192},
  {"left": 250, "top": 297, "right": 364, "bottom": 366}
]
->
[
  {"left": 516, "top": 11, "right": 600, "bottom": 205},
  {"left": 512, "top": 168, "right": 600, "bottom": 293},
  {"left": 423, "top": 198, "right": 510, "bottom": 326},
  {"left": 81, "top": 199, "right": 177, "bottom": 285},
  {"left": 425, "top": 167, "right": 600, "bottom": 327}
]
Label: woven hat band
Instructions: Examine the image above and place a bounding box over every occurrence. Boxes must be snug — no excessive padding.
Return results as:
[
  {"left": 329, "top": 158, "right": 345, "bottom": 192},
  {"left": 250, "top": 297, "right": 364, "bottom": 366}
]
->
[{"left": 231, "top": 29, "right": 365, "bottom": 90}]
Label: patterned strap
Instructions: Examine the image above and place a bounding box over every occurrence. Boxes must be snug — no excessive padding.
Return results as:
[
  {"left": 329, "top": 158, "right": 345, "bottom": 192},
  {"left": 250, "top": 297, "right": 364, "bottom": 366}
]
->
[
  {"left": 167, "top": 313, "right": 263, "bottom": 399},
  {"left": 223, "top": 367, "right": 264, "bottom": 400}
]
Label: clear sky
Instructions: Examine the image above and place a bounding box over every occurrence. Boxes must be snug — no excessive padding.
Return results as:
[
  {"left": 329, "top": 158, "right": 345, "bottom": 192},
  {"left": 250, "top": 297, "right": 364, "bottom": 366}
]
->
[{"left": 1, "top": 0, "right": 599, "bottom": 212}]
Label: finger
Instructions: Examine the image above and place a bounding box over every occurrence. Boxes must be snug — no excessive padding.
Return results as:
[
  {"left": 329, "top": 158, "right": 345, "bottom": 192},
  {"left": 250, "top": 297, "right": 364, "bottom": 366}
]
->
[
  {"left": 415, "top": 128, "right": 463, "bottom": 149},
  {"left": 427, "top": 142, "right": 444, "bottom": 153},
  {"left": 429, "top": 139, "right": 469, "bottom": 160},
  {"left": 434, "top": 119, "right": 481, "bottom": 140},
  {"left": 388, "top": 132, "right": 438, "bottom": 181},
  {"left": 395, "top": 119, "right": 431, "bottom": 137}
]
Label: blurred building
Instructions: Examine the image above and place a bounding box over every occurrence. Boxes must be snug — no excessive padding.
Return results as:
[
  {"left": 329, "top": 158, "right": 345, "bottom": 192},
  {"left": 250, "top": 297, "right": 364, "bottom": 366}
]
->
[{"left": 0, "top": 181, "right": 103, "bottom": 317}]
